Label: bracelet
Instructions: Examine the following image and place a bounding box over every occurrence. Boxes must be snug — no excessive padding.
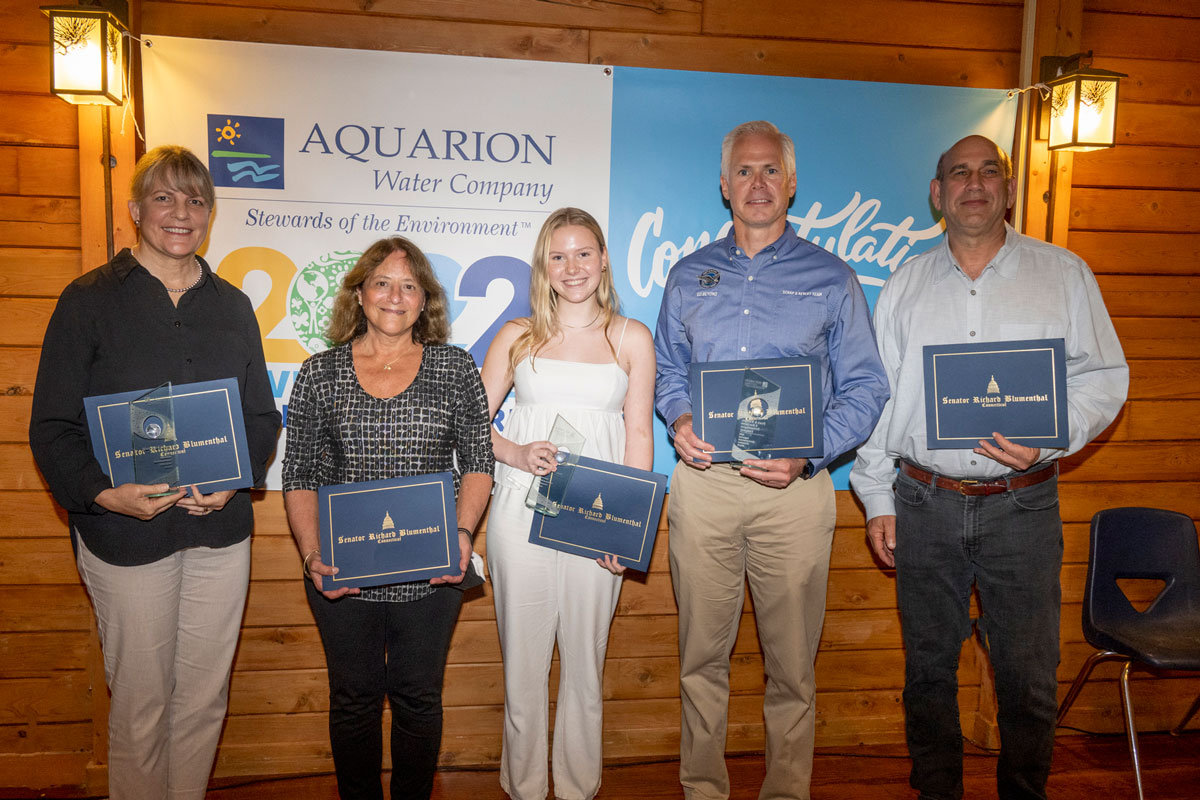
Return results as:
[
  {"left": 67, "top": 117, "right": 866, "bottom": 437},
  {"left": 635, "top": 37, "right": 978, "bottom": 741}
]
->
[
  {"left": 457, "top": 527, "right": 475, "bottom": 544},
  {"left": 301, "top": 548, "right": 320, "bottom": 578}
]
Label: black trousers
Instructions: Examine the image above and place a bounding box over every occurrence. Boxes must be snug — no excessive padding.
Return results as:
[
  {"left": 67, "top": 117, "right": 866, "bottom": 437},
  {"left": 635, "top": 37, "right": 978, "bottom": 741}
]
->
[{"left": 307, "top": 583, "right": 463, "bottom": 800}]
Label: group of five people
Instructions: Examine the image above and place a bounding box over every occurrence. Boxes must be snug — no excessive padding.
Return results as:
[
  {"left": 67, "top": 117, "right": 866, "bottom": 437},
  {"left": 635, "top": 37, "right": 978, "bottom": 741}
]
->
[{"left": 29, "top": 118, "right": 1126, "bottom": 800}]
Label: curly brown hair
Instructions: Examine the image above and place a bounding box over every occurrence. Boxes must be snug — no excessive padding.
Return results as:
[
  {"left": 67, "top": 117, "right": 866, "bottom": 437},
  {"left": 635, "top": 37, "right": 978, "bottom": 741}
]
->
[{"left": 326, "top": 237, "right": 450, "bottom": 346}]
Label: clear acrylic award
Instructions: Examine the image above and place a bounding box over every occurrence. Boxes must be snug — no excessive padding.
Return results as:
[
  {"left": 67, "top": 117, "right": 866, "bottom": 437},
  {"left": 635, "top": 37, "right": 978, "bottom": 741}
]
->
[
  {"left": 130, "top": 382, "right": 180, "bottom": 496},
  {"left": 525, "top": 414, "right": 586, "bottom": 517},
  {"left": 731, "top": 369, "right": 781, "bottom": 464}
]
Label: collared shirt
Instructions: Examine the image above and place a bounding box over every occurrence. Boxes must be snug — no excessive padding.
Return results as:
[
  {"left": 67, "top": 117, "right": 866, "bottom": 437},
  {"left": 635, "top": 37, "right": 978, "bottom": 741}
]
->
[
  {"left": 654, "top": 227, "right": 889, "bottom": 473},
  {"left": 29, "top": 248, "right": 282, "bottom": 566},
  {"left": 849, "top": 225, "right": 1129, "bottom": 520}
]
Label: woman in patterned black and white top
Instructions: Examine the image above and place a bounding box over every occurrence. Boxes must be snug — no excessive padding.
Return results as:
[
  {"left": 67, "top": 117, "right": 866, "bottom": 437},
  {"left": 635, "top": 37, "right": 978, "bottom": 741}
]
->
[{"left": 282, "top": 236, "right": 494, "bottom": 800}]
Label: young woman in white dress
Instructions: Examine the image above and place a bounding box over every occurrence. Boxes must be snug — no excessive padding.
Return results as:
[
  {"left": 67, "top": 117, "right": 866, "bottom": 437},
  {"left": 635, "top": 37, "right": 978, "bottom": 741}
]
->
[{"left": 480, "top": 207, "right": 655, "bottom": 800}]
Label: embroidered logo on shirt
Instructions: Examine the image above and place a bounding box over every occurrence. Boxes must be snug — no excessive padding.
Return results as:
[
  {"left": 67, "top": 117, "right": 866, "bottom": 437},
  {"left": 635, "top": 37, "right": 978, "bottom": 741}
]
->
[
  {"left": 782, "top": 289, "right": 823, "bottom": 297},
  {"left": 698, "top": 269, "right": 721, "bottom": 288}
]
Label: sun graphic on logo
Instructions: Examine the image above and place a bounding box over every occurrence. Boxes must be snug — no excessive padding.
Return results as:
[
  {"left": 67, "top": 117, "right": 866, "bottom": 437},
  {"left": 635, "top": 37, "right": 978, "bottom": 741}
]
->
[{"left": 214, "top": 119, "right": 241, "bottom": 145}]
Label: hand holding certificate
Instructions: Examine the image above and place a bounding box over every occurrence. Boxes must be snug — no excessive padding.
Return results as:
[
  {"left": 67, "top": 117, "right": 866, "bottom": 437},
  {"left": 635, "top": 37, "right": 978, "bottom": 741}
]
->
[
  {"left": 923, "top": 338, "right": 1069, "bottom": 449},
  {"left": 318, "top": 473, "right": 460, "bottom": 590},
  {"left": 528, "top": 456, "right": 666, "bottom": 572},
  {"left": 84, "top": 378, "right": 254, "bottom": 496},
  {"left": 689, "top": 357, "right": 824, "bottom": 463}
]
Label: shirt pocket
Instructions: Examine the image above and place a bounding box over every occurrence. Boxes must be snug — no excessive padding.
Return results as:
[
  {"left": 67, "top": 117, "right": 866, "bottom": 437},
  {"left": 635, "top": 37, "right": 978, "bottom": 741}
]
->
[{"left": 772, "top": 294, "right": 828, "bottom": 353}]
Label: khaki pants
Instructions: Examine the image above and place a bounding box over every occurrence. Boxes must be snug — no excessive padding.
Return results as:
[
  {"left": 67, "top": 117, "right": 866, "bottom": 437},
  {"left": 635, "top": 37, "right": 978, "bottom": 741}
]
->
[
  {"left": 668, "top": 463, "right": 835, "bottom": 800},
  {"left": 76, "top": 534, "right": 250, "bottom": 800}
]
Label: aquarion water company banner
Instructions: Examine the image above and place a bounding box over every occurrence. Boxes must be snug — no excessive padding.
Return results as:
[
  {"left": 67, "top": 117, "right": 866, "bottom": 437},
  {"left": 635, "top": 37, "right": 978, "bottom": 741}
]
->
[{"left": 142, "top": 36, "right": 1015, "bottom": 489}]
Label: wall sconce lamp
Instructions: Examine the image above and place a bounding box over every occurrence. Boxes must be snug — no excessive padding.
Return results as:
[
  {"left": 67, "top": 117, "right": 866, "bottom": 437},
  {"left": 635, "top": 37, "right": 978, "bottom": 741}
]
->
[
  {"left": 42, "top": 0, "right": 131, "bottom": 262},
  {"left": 1039, "top": 51, "right": 1126, "bottom": 152},
  {"left": 41, "top": 0, "right": 128, "bottom": 106}
]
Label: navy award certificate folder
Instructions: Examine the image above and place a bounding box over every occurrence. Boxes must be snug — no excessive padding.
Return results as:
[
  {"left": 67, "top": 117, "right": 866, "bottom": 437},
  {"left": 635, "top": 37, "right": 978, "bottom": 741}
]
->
[
  {"left": 923, "top": 338, "right": 1069, "bottom": 449},
  {"left": 83, "top": 378, "right": 253, "bottom": 493},
  {"left": 319, "top": 472, "right": 460, "bottom": 590},
  {"left": 528, "top": 456, "right": 666, "bottom": 572},
  {"left": 688, "top": 357, "right": 824, "bottom": 462}
]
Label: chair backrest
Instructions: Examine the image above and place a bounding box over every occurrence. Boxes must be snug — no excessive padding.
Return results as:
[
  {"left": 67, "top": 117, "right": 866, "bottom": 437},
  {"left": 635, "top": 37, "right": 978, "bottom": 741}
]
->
[{"left": 1084, "top": 507, "right": 1200, "bottom": 643}]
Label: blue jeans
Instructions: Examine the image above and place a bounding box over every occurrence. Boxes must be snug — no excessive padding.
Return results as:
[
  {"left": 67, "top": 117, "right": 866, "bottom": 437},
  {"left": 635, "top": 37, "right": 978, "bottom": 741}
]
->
[
  {"left": 893, "top": 465, "right": 1063, "bottom": 800},
  {"left": 307, "top": 583, "right": 463, "bottom": 800}
]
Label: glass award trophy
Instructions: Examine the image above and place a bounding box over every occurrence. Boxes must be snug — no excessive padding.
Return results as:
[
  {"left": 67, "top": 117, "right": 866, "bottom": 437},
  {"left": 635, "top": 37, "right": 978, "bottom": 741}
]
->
[
  {"left": 731, "top": 369, "right": 781, "bottom": 464},
  {"left": 130, "top": 382, "right": 180, "bottom": 496},
  {"left": 525, "top": 414, "right": 586, "bottom": 517}
]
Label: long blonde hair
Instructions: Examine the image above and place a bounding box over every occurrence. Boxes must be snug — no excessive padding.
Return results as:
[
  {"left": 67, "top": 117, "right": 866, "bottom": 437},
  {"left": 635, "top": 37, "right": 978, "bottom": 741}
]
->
[{"left": 508, "top": 208, "right": 621, "bottom": 373}]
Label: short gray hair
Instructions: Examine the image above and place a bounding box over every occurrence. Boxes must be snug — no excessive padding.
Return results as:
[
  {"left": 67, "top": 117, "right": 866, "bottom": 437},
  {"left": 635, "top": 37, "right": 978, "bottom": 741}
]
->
[{"left": 721, "top": 120, "right": 796, "bottom": 181}]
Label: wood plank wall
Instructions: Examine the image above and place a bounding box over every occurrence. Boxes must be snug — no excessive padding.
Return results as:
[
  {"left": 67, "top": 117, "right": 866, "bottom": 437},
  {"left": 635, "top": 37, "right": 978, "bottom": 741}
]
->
[{"left": 2, "top": 0, "right": 1197, "bottom": 791}]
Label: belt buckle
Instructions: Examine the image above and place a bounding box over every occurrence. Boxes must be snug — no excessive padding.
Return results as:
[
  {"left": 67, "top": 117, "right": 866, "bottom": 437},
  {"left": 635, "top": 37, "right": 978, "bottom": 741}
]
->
[{"left": 957, "top": 479, "right": 980, "bottom": 495}]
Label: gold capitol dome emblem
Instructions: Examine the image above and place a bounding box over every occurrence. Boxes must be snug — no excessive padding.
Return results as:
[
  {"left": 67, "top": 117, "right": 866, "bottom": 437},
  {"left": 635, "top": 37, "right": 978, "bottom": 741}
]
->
[
  {"left": 986, "top": 375, "right": 1000, "bottom": 395},
  {"left": 592, "top": 493, "right": 604, "bottom": 511},
  {"left": 382, "top": 511, "right": 395, "bottom": 530}
]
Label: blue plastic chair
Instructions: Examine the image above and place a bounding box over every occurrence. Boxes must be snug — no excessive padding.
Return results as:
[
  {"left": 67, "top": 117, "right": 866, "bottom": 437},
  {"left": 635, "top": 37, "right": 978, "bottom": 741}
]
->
[{"left": 1056, "top": 507, "right": 1200, "bottom": 800}]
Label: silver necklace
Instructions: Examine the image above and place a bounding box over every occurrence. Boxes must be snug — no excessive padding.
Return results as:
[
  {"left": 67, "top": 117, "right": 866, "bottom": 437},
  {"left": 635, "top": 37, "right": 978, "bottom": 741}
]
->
[{"left": 165, "top": 257, "right": 204, "bottom": 294}]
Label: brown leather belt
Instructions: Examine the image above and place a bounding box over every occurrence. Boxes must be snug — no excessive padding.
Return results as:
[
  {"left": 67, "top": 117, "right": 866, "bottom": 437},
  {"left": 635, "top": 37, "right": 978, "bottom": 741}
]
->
[{"left": 899, "top": 460, "right": 1057, "bottom": 496}]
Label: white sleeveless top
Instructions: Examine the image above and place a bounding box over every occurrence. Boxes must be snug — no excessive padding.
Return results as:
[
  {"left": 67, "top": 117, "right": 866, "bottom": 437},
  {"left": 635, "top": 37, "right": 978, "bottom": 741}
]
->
[{"left": 493, "top": 320, "right": 630, "bottom": 493}]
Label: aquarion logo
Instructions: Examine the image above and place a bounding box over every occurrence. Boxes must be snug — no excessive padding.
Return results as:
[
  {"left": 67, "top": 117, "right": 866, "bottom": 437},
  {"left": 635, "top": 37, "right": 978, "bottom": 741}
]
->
[
  {"left": 298, "top": 123, "right": 555, "bottom": 166},
  {"left": 208, "top": 114, "right": 285, "bottom": 189}
]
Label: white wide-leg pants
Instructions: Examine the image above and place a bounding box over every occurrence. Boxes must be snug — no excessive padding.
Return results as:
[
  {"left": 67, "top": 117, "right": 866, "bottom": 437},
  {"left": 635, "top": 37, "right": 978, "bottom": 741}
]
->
[{"left": 486, "top": 486, "right": 623, "bottom": 800}]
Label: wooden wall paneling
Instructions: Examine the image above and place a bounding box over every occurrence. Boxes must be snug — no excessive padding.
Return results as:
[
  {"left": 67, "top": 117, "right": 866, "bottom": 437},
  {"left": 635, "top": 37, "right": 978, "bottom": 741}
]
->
[
  {"left": 1071, "top": 188, "right": 1200, "bottom": 233},
  {"left": 0, "top": 395, "right": 32, "bottom": 442},
  {"left": 1071, "top": 146, "right": 1200, "bottom": 191},
  {"left": 140, "top": 3, "right": 590, "bottom": 62},
  {"left": 1094, "top": 400, "right": 1200, "bottom": 441},
  {"left": 0, "top": 96, "right": 79, "bottom": 147},
  {"left": 0, "top": 247, "right": 82, "bottom": 294},
  {"left": 1069, "top": 231, "right": 1200, "bottom": 275},
  {"left": 0, "top": 584, "right": 92, "bottom": 632},
  {"left": 0, "top": 145, "right": 80, "bottom": 197},
  {"left": 589, "top": 32, "right": 1020, "bottom": 87},
  {"left": 1083, "top": 10, "right": 1200, "bottom": 61},
  {"left": 1126, "top": 360, "right": 1200, "bottom": 400},
  {"left": 1117, "top": 102, "right": 1200, "bottom": 148},
  {"left": 0, "top": 43, "right": 52, "bottom": 95},
  {"left": 3, "top": 0, "right": 1197, "bottom": 793},
  {"left": 1095, "top": 275, "right": 1200, "bottom": 316},
  {"left": 1100, "top": 57, "right": 1200, "bottom": 106},
  {"left": 1111, "top": 317, "right": 1200, "bottom": 359},
  {"left": 1084, "top": 0, "right": 1200, "bottom": 17},
  {"left": 0, "top": 298, "right": 55, "bottom": 346},
  {"left": 1059, "top": 442, "right": 1198, "bottom": 481},
  {"left": 0, "top": 441, "right": 51, "bottom": 490},
  {"left": 163, "top": 0, "right": 704, "bottom": 33},
  {"left": 700, "top": 0, "right": 1022, "bottom": 52}
]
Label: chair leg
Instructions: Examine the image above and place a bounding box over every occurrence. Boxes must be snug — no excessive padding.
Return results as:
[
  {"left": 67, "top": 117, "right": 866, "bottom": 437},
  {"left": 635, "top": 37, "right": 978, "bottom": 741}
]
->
[
  {"left": 1056, "top": 650, "right": 1124, "bottom": 726},
  {"left": 1171, "top": 692, "right": 1200, "bottom": 736},
  {"left": 1118, "top": 661, "right": 1145, "bottom": 800}
]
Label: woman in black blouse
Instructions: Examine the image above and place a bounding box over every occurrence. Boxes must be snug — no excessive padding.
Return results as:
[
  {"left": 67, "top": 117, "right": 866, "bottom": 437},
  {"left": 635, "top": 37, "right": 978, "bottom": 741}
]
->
[
  {"left": 282, "top": 236, "right": 494, "bottom": 800},
  {"left": 28, "top": 146, "right": 281, "bottom": 799}
]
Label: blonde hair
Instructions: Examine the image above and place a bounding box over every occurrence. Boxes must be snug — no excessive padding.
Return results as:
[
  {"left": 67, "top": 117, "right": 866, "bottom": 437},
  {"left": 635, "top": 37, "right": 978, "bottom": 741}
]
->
[
  {"left": 326, "top": 237, "right": 450, "bottom": 346},
  {"left": 130, "top": 145, "right": 216, "bottom": 208},
  {"left": 508, "top": 207, "right": 620, "bottom": 373}
]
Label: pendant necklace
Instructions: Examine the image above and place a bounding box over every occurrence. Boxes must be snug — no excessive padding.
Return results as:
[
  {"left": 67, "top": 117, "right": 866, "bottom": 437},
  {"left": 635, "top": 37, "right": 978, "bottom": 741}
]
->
[{"left": 560, "top": 310, "right": 602, "bottom": 329}]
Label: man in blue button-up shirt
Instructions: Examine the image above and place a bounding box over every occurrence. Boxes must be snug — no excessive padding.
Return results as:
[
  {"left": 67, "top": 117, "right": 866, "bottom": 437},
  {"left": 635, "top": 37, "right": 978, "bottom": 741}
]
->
[{"left": 654, "top": 120, "right": 889, "bottom": 800}]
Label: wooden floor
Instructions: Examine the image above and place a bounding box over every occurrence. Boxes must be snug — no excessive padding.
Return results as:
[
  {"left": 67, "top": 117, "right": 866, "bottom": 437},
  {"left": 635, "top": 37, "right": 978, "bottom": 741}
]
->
[{"left": 23, "top": 732, "right": 1194, "bottom": 799}]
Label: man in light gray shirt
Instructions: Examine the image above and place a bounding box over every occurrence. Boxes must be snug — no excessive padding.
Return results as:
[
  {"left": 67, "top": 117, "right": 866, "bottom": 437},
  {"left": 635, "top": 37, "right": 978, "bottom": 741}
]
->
[{"left": 850, "top": 135, "right": 1128, "bottom": 800}]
